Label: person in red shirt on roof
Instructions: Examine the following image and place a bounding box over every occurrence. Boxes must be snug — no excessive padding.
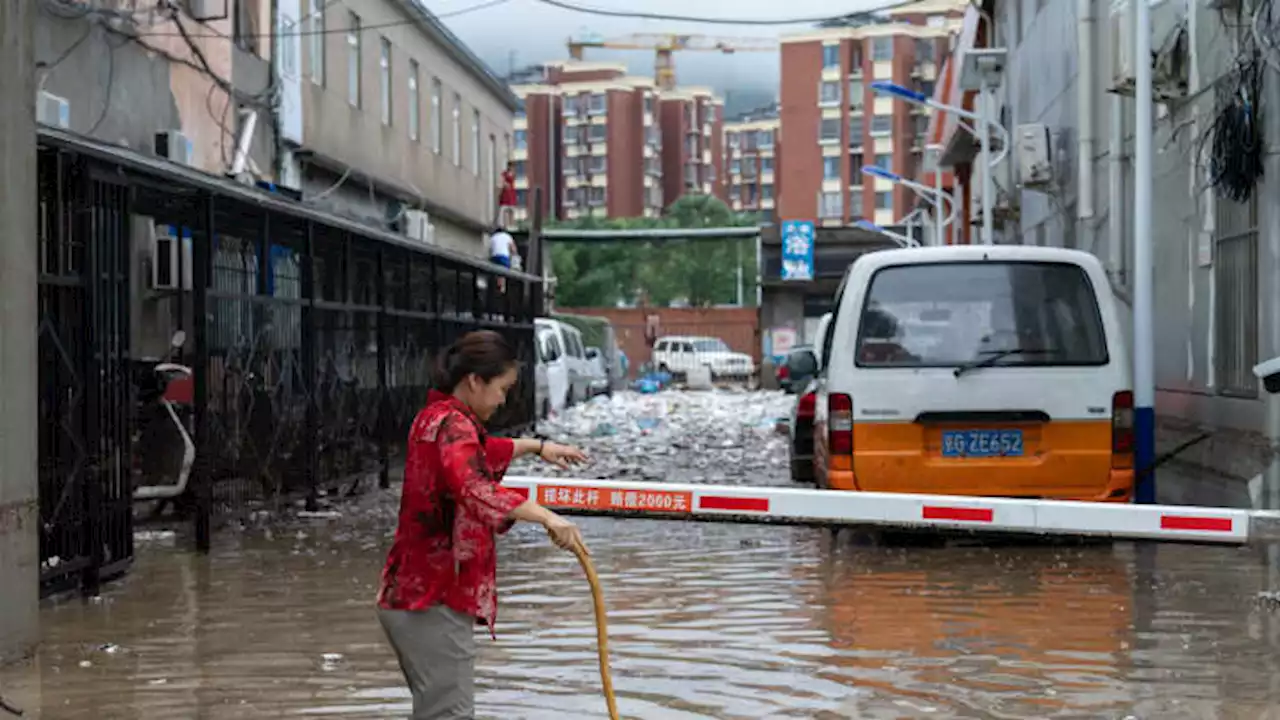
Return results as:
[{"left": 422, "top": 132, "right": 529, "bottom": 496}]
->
[
  {"left": 497, "top": 161, "right": 517, "bottom": 227},
  {"left": 377, "top": 330, "right": 589, "bottom": 719}
]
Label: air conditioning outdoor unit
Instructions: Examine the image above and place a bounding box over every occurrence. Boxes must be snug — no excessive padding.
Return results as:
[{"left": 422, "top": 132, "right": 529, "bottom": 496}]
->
[
  {"left": 150, "top": 223, "right": 193, "bottom": 291},
  {"left": 155, "top": 130, "right": 195, "bottom": 167},
  {"left": 1016, "top": 123, "right": 1054, "bottom": 188},
  {"left": 36, "top": 91, "right": 71, "bottom": 129},
  {"left": 404, "top": 209, "right": 435, "bottom": 244}
]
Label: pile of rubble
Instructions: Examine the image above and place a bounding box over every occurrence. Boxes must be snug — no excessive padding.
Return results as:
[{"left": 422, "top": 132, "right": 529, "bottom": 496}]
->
[{"left": 510, "top": 389, "right": 795, "bottom": 487}]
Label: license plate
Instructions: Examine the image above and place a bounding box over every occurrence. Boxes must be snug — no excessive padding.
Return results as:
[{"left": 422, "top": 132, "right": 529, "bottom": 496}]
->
[{"left": 941, "top": 429, "right": 1024, "bottom": 458}]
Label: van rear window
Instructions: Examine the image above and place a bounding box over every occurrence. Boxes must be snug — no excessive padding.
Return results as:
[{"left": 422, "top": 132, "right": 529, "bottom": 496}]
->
[{"left": 855, "top": 261, "right": 1109, "bottom": 368}]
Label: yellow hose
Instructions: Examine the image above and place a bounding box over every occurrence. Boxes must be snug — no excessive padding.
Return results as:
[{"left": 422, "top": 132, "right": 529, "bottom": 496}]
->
[{"left": 572, "top": 544, "right": 619, "bottom": 720}]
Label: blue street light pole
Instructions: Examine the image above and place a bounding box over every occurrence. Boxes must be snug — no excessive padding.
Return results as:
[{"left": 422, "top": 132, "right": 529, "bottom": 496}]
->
[
  {"left": 860, "top": 165, "right": 956, "bottom": 244},
  {"left": 870, "top": 81, "right": 1010, "bottom": 246},
  {"left": 853, "top": 220, "right": 917, "bottom": 248}
]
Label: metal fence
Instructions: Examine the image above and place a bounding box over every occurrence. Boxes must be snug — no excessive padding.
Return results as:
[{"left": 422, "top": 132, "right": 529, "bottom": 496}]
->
[{"left": 37, "top": 129, "right": 542, "bottom": 590}]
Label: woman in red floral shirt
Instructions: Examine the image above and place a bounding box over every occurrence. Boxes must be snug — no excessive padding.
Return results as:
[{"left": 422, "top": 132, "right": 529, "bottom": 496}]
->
[{"left": 377, "top": 330, "right": 588, "bottom": 719}]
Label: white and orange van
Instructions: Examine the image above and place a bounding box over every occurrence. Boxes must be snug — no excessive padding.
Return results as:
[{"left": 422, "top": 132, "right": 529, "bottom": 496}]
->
[{"left": 812, "top": 245, "right": 1134, "bottom": 501}]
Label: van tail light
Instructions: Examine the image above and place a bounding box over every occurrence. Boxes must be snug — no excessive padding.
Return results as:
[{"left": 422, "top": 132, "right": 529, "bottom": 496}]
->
[
  {"left": 829, "top": 393, "right": 854, "bottom": 456},
  {"left": 797, "top": 391, "right": 816, "bottom": 421},
  {"left": 1111, "top": 390, "right": 1134, "bottom": 464}
]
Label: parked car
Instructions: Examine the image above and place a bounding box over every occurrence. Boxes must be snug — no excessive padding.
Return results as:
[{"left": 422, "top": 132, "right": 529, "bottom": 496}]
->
[
  {"left": 652, "top": 335, "right": 755, "bottom": 381},
  {"left": 786, "top": 348, "right": 821, "bottom": 482},
  {"left": 585, "top": 347, "right": 611, "bottom": 397},
  {"left": 536, "top": 318, "right": 592, "bottom": 405},
  {"left": 536, "top": 325, "right": 570, "bottom": 417},
  {"left": 777, "top": 344, "right": 817, "bottom": 394}
]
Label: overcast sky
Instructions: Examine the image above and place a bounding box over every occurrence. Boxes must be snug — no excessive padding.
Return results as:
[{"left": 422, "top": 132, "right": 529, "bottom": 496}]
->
[{"left": 434, "top": 0, "right": 895, "bottom": 92}]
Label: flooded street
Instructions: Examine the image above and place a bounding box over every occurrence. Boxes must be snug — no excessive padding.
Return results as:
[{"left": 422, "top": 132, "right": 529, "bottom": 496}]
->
[{"left": 5, "top": 392, "right": 1280, "bottom": 718}]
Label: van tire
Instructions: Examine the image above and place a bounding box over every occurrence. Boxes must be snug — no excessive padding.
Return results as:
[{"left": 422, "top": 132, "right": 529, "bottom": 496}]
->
[{"left": 789, "top": 457, "right": 813, "bottom": 483}]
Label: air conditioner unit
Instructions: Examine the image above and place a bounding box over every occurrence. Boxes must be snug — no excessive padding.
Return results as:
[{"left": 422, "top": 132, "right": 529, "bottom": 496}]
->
[
  {"left": 1109, "top": 0, "right": 1137, "bottom": 95},
  {"left": 1016, "top": 123, "right": 1053, "bottom": 188},
  {"left": 155, "top": 130, "right": 194, "bottom": 166},
  {"left": 150, "top": 223, "right": 193, "bottom": 291},
  {"left": 404, "top": 209, "right": 435, "bottom": 244},
  {"left": 36, "top": 91, "right": 71, "bottom": 129}
]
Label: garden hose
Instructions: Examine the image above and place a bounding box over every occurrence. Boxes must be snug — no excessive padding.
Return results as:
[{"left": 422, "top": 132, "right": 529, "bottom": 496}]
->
[{"left": 571, "top": 544, "right": 619, "bottom": 720}]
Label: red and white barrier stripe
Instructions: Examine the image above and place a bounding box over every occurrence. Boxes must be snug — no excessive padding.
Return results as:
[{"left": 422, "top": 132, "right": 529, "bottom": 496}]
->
[{"left": 503, "top": 476, "right": 1263, "bottom": 545}]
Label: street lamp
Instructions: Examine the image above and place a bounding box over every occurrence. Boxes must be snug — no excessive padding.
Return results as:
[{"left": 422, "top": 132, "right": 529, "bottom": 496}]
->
[
  {"left": 854, "top": 219, "right": 918, "bottom": 248},
  {"left": 860, "top": 165, "right": 955, "bottom": 246},
  {"left": 870, "top": 78, "right": 1010, "bottom": 245}
]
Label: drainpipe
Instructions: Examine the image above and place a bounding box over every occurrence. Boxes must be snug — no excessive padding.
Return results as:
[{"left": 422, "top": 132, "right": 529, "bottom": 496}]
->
[
  {"left": 1109, "top": 95, "right": 1124, "bottom": 285},
  {"left": 1077, "top": 0, "right": 1096, "bottom": 245}
]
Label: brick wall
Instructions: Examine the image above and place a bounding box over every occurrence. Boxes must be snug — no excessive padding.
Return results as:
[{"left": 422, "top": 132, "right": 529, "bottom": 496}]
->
[{"left": 566, "top": 307, "right": 760, "bottom": 377}]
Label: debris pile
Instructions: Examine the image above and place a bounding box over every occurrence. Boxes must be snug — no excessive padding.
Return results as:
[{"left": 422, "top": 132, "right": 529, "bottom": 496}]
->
[{"left": 513, "top": 389, "right": 795, "bottom": 487}]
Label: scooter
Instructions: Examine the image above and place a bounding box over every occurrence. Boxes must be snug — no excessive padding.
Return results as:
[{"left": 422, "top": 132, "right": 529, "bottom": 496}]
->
[{"left": 132, "top": 331, "right": 195, "bottom": 513}]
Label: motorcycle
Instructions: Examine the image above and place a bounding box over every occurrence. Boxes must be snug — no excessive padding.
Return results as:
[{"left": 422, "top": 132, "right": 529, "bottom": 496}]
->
[{"left": 131, "top": 331, "right": 195, "bottom": 517}]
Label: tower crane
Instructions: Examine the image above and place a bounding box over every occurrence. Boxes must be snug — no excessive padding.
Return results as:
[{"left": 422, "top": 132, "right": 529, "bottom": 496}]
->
[{"left": 565, "top": 33, "right": 778, "bottom": 91}]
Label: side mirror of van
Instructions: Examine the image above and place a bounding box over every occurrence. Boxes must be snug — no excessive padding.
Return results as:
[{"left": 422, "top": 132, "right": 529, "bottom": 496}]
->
[
  {"left": 787, "top": 348, "right": 819, "bottom": 380},
  {"left": 1254, "top": 356, "right": 1280, "bottom": 394}
]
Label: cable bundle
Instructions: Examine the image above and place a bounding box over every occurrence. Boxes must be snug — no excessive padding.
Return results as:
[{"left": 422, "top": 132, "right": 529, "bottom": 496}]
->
[{"left": 1205, "top": 49, "right": 1265, "bottom": 204}]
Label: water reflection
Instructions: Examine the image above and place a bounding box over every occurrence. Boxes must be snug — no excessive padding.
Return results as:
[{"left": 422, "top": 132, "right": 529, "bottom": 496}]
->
[{"left": 3, "top": 510, "right": 1279, "bottom": 719}]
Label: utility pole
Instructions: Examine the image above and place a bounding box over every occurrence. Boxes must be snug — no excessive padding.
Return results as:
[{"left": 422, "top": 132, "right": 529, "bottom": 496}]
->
[
  {"left": 0, "top": 0, "right": 40, "bottom": 662},
  {"left": 1133, "top": 0, "right": 1156, "bottom": 503}
]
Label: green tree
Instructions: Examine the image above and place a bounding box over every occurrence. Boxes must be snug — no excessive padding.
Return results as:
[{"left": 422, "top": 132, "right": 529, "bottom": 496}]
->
[{"left": 548, "top": 195, "right": 759, "bottom": 308}]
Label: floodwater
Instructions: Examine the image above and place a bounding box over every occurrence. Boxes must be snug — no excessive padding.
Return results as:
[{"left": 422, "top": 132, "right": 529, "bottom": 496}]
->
[{"left": 5, "top": 392, "right": 1280, "bottom": 719}]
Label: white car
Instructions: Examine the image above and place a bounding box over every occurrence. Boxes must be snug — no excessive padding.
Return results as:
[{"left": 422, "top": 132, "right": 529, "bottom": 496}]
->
[
  {"left": 536, "top": 318, "right": 592, "bottom": 404},
  {"left": 652, "top": 335, "right": 756, "bottom": 381},
  {"left": 584, "top": 347, "right": 611, "bottom": 397},
  {"left": 536, "top": 327, "right": 570, "bottom": 417}
]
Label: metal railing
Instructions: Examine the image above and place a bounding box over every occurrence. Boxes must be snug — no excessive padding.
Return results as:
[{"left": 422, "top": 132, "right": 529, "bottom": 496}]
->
[{"left": 36, "top": 129, "right": 543, "bottom": 591}]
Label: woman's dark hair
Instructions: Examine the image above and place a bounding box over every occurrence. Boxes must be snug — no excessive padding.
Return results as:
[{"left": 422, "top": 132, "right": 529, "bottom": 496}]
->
[{"left": 435, "top": 330, "right": 519, "bottom": 390}]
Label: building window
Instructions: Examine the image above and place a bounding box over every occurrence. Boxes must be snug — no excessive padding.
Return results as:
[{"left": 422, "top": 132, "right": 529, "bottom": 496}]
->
[
  {"left": 516, "top": 189, "right": 528, "bottom": 206},
  {"left": 471, "top": 109, "right": 481, "bottom": 173},
  {"left": 309, "top": 0, "right": 324, "bottom": 86},
  {"left": 871, "top": 114, "right": 893, "bottom": 135},
  {"left": 849, "top": 189, "right": 862, "bottom": 217},
  {"left": 820, "top": 117, "right": 840, "bottom": 143},
  {"left": 514, "top": 129, "right": 527, "bottom": 151},
  {"left": 849, "top": 78, "right": 864, "bottom": 109},
  {"left": 916, "top": 38, "right": 936, "bottom": 63},
  {"left": 872, "top": 36, "right": 894, "bottom": 61},
  {"left": 762, "top": 184, "right": 774, "bottom": 200},
  {"left": 876, "top": 191, "right": 893, "bottom": 210},
  {"left": 431, "top": 78, "right": 442, "bottom": 154},
  {"left": 589, "top": 154, "right": 606, "bottom": 174},
  {"left": 589, "top": 187, "right": 605, "bottom": 206},
  {"left": 820, "top": 80, "right": 841, "bottom": 105},
  {"left": 408, "top": 61, "right": 419, "bottom": 140},
  {"left": 820, "top": 191, "right": 843, "bottom": 219},
  {"left": 823, "top": 157, "right": 840, "bottom": 179},
  {"left": 451, "top": 92, "right": 461, "bottom": 166},
  {"left": 874, "top": 153, "right": 892, "bottom": 170},
  {"left": 822, "top": 44, "right": 840, "bottom": 69},
  {"left": 379, "top": 38, "right": 392, "bottom": 125},
  {"left": 730, "top": 159, "right": 741, "bottom": 174},
  {"left": 513, "top": 160, "right": 527, "bottom": 177},
  {"left": 761, "top": 157, "right": 774, "bottom": 172},
  {"left": 346, "top": 13, "right": 361, "bottom": 108},
  {"left": 757, "top": 130, "right": 774, "bottom": 149},
  {"left": 588, "top": 123, "right": 607, "bottom": 142},
  {"left": 849, "top": 115, "right": 864, "bottom": 145},
  {"left": 588, "top": 92, "right": 606, "bottom": 114},
  {"left": 279, "top": 16, "right": 298, "bottom": 79},
  {"left": 918, "top": 80, "right": 936, "bottom": 99}
]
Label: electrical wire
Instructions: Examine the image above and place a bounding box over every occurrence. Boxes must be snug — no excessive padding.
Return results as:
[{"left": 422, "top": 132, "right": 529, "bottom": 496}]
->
[
  {"left": 526, "top": 0, "right": 925, "bottom": 25},
  {"left": 1203, "top": 46, "right": 1265, "bottom": 203}
]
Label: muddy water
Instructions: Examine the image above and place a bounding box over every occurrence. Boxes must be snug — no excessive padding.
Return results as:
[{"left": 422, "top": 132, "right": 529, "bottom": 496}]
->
[{"left": 4, "top": 507, "right": 1280, "bottom": 719}]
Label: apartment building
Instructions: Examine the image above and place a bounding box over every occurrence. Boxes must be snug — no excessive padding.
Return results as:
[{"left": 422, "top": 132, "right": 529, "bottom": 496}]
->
[
  {"left": 777, "top": 6, "right": 963, "bottom": 227},
  {"left": 287, "top": 0, "right": 518, "bottom": 256},
  {"left": 658, "top": 88, "right": 725, "bottom": 207},
  {"left": 509, "top": 62, "right": 664, "bottom": 224},
  {"left": 724, "top": 115, "right": 782, "bottom": 221}
]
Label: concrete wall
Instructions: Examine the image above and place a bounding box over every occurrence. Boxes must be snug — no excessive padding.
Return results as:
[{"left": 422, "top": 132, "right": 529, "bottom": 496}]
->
[
  {"left": 990, "top": 0, "right": 1279, "bottom": 490},
  {"left": 1, "top": 0, "right": 40, "bottom": 664},
  {"left": 298, "top": 0, "right": 515, "bottom": 258}
]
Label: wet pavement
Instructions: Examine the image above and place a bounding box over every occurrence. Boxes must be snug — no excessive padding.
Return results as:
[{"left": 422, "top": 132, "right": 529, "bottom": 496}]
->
[{"left": 4, "top": 391, "right": 1280, "bottom": 719}]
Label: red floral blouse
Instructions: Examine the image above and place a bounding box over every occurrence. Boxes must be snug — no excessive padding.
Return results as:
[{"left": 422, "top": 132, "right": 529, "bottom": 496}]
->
[{"left": 377, "top": 390, "right": 528, "bottom": 636}]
